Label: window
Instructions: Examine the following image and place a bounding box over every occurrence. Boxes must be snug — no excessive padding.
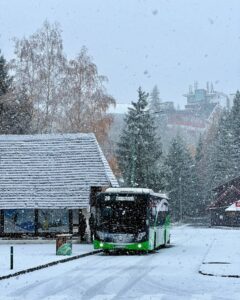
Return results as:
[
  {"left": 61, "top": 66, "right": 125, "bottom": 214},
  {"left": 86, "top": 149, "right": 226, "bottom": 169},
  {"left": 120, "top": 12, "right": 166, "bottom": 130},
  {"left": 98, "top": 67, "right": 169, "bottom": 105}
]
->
[
  {"left": 4, "top": 210, "right": 35, "bottom": 233},
  {"left": 38, "top": 209, "right": 69, "bottom": 233},
  {"left": 149, "top": 206, "right": 157, "bottom": 226},
  {"left": 156, "top": 211, "right": 167, "bottom": 226}
]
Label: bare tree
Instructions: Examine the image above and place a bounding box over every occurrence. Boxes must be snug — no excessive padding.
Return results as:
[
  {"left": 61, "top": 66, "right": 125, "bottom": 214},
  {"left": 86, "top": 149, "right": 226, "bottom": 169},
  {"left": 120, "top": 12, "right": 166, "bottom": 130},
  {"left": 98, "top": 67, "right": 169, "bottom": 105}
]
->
[
  {"left": 11, "top": 20, "right": 66, "bottom": 133},
  {"left": 10, "top": 21, "right": 116, "bottom": 145},
  {"left": 60, "top": 47, "right": 115, "bottom": 144}
]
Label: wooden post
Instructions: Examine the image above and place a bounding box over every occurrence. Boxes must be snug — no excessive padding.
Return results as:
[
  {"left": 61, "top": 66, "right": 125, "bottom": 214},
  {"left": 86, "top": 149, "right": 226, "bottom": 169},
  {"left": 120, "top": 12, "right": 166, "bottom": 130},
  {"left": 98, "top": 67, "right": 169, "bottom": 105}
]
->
[
  {"left": 0, "top": 210, "right": 4, "bottom": 235},
  {"left": 10, "top": 246, "right": 13, "bottom": 270},
  {"left": 69, "top": 210, "right": 73, "bottom": 234}
]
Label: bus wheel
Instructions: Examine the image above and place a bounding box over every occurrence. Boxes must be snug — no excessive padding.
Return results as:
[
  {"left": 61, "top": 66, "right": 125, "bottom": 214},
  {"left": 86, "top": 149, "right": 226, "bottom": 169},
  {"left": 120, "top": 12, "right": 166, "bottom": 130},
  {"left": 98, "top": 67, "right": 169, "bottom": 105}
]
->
[{"left": 103, "top": 250, "right": 110, "bottom": 255}]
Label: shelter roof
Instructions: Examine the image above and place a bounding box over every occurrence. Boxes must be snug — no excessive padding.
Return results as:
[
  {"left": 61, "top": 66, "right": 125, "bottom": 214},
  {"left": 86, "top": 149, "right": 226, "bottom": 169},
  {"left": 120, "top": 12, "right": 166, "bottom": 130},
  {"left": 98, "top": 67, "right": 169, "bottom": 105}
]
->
[{"left": 0, "top": 133, "right": 118, "bottom": 209}]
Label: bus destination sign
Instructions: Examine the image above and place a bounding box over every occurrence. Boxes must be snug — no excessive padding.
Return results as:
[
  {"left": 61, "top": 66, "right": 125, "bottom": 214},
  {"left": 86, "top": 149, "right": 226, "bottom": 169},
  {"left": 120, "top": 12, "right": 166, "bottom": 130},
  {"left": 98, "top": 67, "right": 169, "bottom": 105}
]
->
[{"left": 104, "top": 195, "right": 135, "bottom": 201}]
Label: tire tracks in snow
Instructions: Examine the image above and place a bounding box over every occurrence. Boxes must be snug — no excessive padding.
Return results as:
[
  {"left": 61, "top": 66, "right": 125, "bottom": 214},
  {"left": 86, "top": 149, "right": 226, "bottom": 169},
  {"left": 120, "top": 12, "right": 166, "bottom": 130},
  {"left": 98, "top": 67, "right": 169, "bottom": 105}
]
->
[
  {"left": 7, "top": 254, "right": 121, "bottom": 299},
  {"left": 82, "top": 230, "right": 204, "bottom": 299},
  {"left": 80, "top": 254, "right": 156, "bottom": 300}
]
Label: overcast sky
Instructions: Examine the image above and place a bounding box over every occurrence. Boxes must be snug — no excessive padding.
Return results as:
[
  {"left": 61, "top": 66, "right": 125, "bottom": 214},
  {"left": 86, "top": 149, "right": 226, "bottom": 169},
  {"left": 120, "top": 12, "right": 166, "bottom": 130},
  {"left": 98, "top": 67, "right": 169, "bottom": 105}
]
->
[{"left": 1, "top": 0, "right": 240, "bottom": 107}]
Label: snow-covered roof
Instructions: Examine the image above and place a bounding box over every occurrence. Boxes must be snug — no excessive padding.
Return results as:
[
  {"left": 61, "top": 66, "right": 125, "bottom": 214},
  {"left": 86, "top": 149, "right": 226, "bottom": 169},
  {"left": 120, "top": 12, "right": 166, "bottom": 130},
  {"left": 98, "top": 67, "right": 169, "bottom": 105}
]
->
[
  {"left": 105, "top": 187, "right": 168, "bottom": 199},
  {"left": 209, "top": 185, "right": 240, "bottom": 209},
  {"left": 225, "top": 200, "right": 240, "bottom": 212},
  {"left": 0, "top": 133, "right": 118, "bottom": 209}
]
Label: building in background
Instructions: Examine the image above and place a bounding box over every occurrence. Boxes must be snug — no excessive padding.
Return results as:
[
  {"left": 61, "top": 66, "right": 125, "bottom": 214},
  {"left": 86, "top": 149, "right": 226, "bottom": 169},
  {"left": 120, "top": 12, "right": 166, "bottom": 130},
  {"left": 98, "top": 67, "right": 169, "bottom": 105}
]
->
[
  {"left": 0, "top": 133, "right": 118, "bottom": 238},
  {"left": 209, "top": 176, "right": 240, "bottom": 227},
  {"left": 108, "top": 82, "right": 230, "bottom": 155},
  {"left": 162, "top": 82, "right": 229, "bottom": 148}
]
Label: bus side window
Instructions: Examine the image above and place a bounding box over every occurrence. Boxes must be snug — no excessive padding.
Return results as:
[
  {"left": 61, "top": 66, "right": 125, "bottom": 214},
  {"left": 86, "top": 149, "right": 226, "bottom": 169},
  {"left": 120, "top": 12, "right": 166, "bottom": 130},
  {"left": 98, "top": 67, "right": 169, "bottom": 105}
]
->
[
  {"left": 157, "top": 211, "right": 166, "bottom": 226},
  {"left": 150, "top": 207, "right": 156, "bottom": 226}
]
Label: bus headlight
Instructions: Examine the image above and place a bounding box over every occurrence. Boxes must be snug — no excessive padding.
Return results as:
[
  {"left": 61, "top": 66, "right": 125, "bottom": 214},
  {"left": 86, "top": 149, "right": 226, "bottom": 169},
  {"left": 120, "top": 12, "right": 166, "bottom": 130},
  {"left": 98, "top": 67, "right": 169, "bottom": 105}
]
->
[{"left": 136, "top": 232, "right": 146, "bottom": 241}]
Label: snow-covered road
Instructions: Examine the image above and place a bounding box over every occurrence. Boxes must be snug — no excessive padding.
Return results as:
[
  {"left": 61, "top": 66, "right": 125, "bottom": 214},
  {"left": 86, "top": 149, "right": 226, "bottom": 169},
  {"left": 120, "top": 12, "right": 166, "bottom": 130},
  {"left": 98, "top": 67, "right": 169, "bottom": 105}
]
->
[{"left": 0, "top": 226, "right": 240, "bottom": 300}]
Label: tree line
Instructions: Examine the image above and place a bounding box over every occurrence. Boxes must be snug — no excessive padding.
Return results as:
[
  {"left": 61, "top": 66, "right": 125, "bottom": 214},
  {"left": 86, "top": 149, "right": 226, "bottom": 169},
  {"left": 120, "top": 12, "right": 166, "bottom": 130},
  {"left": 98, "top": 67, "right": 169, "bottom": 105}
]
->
[
  {"left": 117, "top": 87, "right": 240, "bottom": 221},
  {"left": 0, "top": 21, "right": 115, "bottom": 145},
  {"left": 1, "top": 21, "right": 240, "bottom": 221}
]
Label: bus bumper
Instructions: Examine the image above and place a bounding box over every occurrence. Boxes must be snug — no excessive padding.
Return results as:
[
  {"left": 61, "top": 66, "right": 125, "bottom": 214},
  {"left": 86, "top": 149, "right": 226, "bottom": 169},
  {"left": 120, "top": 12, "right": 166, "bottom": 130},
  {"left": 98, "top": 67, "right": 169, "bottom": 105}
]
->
[{"left": 93, "top": 240, "right": 150, "bottom": 251}]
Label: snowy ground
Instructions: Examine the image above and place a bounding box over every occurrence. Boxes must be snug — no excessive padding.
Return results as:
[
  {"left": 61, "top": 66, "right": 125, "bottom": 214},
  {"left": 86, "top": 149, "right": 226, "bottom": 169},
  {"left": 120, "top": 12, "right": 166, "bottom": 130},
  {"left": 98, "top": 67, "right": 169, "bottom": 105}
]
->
[
  {"left": 199, "top": 229, "right": 240, "bottom": 277},
  {"left": 0, "top": 226, "right": 240, "bottom": 300},
  {"left": 0, "top": 243, "right": 93, "bottom": 276}
]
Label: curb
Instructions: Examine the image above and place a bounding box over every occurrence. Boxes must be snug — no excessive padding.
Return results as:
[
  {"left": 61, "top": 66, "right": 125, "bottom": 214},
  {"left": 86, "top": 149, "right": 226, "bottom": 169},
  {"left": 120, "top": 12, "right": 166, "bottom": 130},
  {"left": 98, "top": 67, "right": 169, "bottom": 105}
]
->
[
  {"left": 199, "top": 270, "right": 240, "bottom": 279},
  {"left": 0, "top": 250, "right": 102, "bottom": 281}
]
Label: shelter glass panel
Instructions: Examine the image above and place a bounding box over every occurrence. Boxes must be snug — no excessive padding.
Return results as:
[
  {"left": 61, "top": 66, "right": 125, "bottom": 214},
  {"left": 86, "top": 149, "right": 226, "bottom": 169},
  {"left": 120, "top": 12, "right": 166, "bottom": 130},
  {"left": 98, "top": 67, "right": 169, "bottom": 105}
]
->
[
  {"left": 4, "top": 209, "right": 35, "bottom": 233},
  {"left": 38, "top": 209, "right": 69, "bottom": 233}
]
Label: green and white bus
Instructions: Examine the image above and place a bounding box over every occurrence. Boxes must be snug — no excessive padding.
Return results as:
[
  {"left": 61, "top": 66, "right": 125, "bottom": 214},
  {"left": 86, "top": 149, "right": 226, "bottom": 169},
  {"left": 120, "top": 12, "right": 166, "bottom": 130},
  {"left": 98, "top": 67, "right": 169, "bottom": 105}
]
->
[{"left": 93, "top": 188, "right": 170, "bottom": 252}]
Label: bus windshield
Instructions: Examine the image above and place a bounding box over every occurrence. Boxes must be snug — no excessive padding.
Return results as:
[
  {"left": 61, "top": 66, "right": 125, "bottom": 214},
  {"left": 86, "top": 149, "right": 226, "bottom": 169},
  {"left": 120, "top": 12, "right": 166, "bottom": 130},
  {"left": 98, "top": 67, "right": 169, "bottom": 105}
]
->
[{"left": 96, "top": 194, "right": 147, "bottom": 234}]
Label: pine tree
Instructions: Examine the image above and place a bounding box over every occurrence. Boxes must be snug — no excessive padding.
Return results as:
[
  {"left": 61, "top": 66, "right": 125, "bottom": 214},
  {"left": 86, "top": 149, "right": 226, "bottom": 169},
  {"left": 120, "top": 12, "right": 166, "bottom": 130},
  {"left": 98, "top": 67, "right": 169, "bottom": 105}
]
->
[
  {"left": 231, "top": 91, "right": 240, "bottom": 139},
  {"left": 117, "top": 87, "right": 164, "bottom": 190},
  {"left": 230, "top": 91, "right": 240, "bottom": 176},
  {"left": 0, "top": 85, "right": 33, "bottom": 134},
  {"left": 194, "top": 135, "right": 207, "bottom": 216},
  {"left": 165, "top": 135, "right": 196, "bottom": 220},
  {"left": 149, "top": 85, "right": 161, "bottom": 113},
  {"left": 0, "top": 50, "right": 12, "bottom": 96},
  {"left": 196, "top": 114, "right": 221, "bottom": 207},
  {"left": 211, "top": 110, "right": 235, "bottom": 187},
  {"left": 0, "top": 50, "right": 33, "bottom": 134},
  {"left": 206, "top": 91, "right": 240, "bottom": 190},
  {"left": 15, "top": 85, "right": 33, "bottom": 134},
  {"left": 195, "top": 134, "right": 204, "bottom": 163},
  {"left": 199, "top": 97, "right": 240, "bottom": 209}
]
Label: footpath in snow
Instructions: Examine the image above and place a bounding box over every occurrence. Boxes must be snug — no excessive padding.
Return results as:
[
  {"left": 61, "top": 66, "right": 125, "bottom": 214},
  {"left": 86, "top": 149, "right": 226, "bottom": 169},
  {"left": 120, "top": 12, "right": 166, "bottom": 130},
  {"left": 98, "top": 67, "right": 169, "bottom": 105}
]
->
[
  {"left": 0, "top": 242, "right": 94, "bottom": 277},
  {"left": 199, "top": 228, "right": 240, "bottom": 278}
]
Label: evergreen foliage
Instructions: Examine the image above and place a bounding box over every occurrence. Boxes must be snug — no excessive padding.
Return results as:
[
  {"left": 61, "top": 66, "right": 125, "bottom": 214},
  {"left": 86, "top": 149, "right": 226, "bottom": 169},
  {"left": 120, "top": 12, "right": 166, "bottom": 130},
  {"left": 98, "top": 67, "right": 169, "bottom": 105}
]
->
[
  {"left": 0, "top": 86, "right": 33, "bottom": 134},
  {"left": 195, "top": 134, "right": 204, "bottom": 163},
  {"left": 117, "top": 87, "right": 164, "bottom": 190},
  {"left": 165, "top": 135, "right": 196, "bottom": 220},
  {"left": 231, "top": 91, "right": 240, "bottom": 139},
  {"left": 0, "top": 50, "right": 12, "bottom": 96},
  {"left": 194, "top": 135, "right": 208, "bottom": 215},
  {"left": 0, "top": 51, "right": 33, "bottom": 134},
  {"left": 149, "top": 85, "right": 161, "bottom": 113},
  {"left": 195, "top": 91, "right": 240, "bottom": 214},
  {"left": 193, "top": 115, "right": 221, "bottom": 209},
  {"left": 211, "top": 110, "right": 235, "bottom": 186},
  {"left": 207, "top": 92, "right": 240, "bottom": 189},
  {"left": 230, "top": 91, "right": 240, "bottom": 175}
]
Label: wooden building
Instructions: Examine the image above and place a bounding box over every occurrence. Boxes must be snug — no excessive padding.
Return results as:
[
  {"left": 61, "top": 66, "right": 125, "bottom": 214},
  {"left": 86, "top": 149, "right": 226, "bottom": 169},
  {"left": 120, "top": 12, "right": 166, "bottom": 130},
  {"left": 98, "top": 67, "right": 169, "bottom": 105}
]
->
[
  {"left": 209, "top": 176, "right": 240, "bottom": 227},
  {"left": 0, "top": 133, "right": 118, "bottom": 237}
]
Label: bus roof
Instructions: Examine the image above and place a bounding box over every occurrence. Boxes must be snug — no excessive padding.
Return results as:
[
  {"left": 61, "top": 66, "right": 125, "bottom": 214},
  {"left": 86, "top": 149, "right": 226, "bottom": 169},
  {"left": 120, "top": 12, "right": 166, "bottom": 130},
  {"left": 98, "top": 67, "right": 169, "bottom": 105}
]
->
[{"left": 105, "top": 187, "right": 169, "bottom": 200}]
